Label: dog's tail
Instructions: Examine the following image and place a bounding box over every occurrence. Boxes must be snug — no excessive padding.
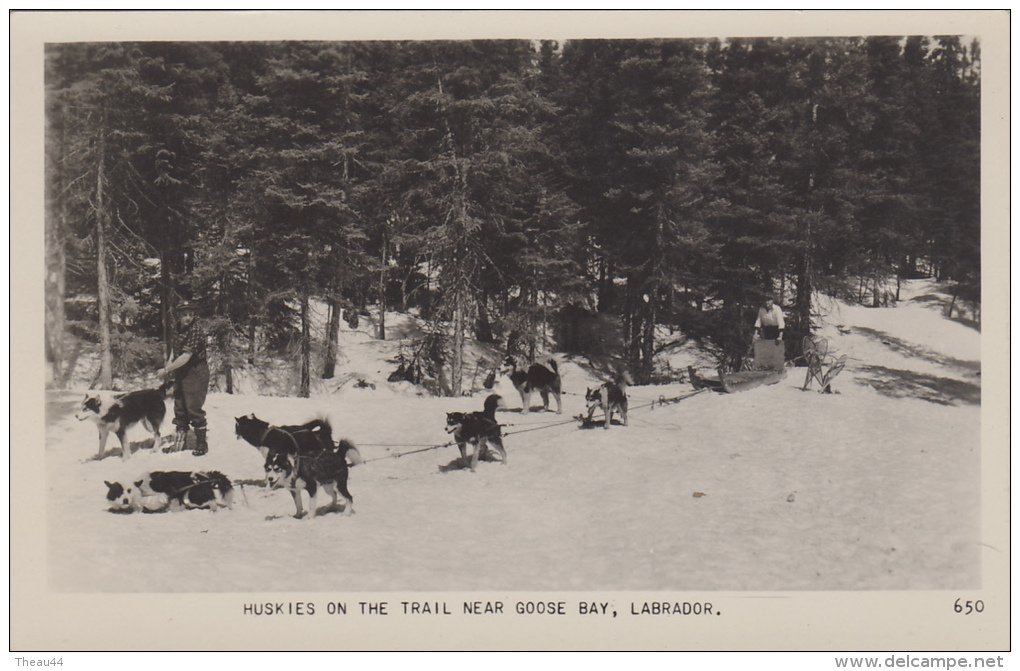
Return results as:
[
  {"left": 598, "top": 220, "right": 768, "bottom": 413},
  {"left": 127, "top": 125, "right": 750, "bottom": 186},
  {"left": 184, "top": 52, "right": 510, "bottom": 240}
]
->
[
  {"left": 337, "top": 438, "right": 364, "bottom": 467},
  {"left": 546, "top": 357, "right": 559, "bottom": 374}
]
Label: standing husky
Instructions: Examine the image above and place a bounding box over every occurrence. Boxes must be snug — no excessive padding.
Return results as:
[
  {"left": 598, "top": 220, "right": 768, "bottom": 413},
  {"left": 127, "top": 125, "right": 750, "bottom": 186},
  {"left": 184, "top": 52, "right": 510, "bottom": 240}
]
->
[
  {"left": 76, "top": 383, "right": 169, "bottom": 460},
  {"left": 585, "top": 373, "right": 631, "bottom": 429},
  {"left": 264, "top": 441, "right": 357, "bottom": 519},
  {"left": 500, "top": 355, "right": 562, "bottom": 414},
  {"left": 445, "top": 394, "right": 507, "bottom": 471},
  {"left": 234, "top": 414, "right": 363, "bottom": 465}
]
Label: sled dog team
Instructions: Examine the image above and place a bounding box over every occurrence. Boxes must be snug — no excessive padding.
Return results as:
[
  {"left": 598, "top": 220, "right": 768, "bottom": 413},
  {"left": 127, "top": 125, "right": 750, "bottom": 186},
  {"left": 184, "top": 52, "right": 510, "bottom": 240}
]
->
[{"left": 81, "top": 356, "right": 628, "bottom": 519}]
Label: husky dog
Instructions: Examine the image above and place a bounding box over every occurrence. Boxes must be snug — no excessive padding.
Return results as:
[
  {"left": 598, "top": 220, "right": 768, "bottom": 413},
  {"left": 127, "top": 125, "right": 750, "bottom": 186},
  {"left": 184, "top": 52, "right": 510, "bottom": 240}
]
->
[
  {"left": 264, "top": 440, "right": 357, "bottom": 519},
  {"left": 585, "top": 379, "right": 629, "bottom": 430},
  {"left": 500, "top": 355, "right": 562, "bottom": 414},
  {"left": 445, "top": 394, "right": 507, "bottom": 471},
  {"left": 234, "top": 414, "right": 362, "bottom": 465},
  {"left": 105, "top": 470, "right": 234, "bottom": 513},
  {"left": 104, "top": 479, "right": 159, "bottom": 513},
  {"left": 76, "top": 383, "right": 170, "bottom": 460}
]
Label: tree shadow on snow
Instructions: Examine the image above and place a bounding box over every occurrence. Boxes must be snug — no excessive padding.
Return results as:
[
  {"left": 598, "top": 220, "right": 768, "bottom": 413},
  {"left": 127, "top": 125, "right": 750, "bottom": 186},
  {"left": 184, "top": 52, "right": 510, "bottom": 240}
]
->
[
  {"left": 854, "top": 365, "right": 981, "bottom": 406},
  {"left": 263, "top": 502, "right": 351, "bottom": 522},
  {"left": 911, "top": 293, "right": 981, "bottom": 332},
  {"left": 438, "top": 452, "right": 503, "bottom": 473},
  {"left": 851, "top": 327, "right": 981, "bottom": 375}
]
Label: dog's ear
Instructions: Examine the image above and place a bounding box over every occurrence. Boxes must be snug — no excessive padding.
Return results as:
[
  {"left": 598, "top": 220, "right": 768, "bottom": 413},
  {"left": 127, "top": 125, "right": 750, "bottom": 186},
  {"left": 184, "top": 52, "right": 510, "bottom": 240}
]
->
[
  {"left": 105, "top": 480, "right": 113, "bottom": 489},
  {"left": 134, "top": 480, "right": 144, "bottom": 488}
]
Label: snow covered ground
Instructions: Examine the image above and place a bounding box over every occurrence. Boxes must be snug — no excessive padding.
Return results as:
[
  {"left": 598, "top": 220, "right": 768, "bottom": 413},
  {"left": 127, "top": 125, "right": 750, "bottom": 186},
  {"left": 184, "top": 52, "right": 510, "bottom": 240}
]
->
[{"left": 44, "top": 280, "right": 982, "bottom": 592}]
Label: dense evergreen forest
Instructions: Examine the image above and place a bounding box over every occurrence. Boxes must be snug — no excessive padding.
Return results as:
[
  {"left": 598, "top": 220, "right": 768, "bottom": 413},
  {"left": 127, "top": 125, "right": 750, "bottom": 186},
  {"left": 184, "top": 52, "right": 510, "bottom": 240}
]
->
[{"left": 44, "top": 36, "right": 980, "bottom": 395}]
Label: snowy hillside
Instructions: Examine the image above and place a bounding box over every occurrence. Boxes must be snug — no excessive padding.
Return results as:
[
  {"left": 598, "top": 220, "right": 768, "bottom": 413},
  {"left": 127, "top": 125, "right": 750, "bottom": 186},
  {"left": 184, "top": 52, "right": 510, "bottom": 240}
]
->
[{"left": 44, "top": 280, "right": 982, "bottom": 592}]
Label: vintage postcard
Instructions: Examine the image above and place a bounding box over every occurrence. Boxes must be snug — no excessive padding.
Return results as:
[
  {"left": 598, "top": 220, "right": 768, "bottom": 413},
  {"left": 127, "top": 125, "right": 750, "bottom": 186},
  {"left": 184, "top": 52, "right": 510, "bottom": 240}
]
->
[{"left": 10, "top": 9, "right": 1010, "bottom": 654}]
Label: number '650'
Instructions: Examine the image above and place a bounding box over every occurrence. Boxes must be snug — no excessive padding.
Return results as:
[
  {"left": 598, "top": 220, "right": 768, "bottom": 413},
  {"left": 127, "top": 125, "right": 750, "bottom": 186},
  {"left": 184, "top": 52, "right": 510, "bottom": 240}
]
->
[{"left": 954, "top": 599, "right": 984, "bottom": 614}]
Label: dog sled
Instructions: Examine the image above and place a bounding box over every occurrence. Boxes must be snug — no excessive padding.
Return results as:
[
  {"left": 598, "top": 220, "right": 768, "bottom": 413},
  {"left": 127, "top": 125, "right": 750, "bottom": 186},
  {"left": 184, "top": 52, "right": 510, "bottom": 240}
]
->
[
  {"left": 688, "top": 365, "right": 787, "bottom": 394},
  {"left": 687, "top": 339, "right": 789, "bottom": 394},
  {"left": 718, "top": 366, "right": 787, "bottom": 393}
]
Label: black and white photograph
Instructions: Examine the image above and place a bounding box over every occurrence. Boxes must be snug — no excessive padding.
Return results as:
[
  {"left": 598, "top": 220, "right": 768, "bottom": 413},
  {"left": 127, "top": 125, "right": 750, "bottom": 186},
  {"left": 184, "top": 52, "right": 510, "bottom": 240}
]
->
[{"left": 11, "top": 10, "right": 1009, "bottom": 654}]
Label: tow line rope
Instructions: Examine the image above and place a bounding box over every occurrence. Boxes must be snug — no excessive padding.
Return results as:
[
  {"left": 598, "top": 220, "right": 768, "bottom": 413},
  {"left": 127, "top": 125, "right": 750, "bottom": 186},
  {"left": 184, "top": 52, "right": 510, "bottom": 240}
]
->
[{"left": 354, "top": 387, "right": 710, "bottom": 463}]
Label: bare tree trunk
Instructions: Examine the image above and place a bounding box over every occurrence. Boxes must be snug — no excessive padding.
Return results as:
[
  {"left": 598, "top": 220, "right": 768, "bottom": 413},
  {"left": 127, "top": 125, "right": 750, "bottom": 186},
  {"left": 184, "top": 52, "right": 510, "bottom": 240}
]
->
[
  {"left": 322, "top": 296, "right": 341, "bottom": 378},
  {"left": 160, "top": 243, "right": 171, "bottom": 364},
  {"left": 299, "top": 283, "right": 311, "bottom": 398},
  {"left": 640, "top": 287, "right": 657, "bottom": 385},
  {"left": 795, "top": 251, "right": 813, "bottom": 361},
  {"left": 452, "top": 280, "right": 465, "bottom": 396},
  {"left": 377, "top": 223, "right": 387, "bottom": 340},
  {"left": 96, "top": 124, "right": 113, "bottom": 389},
  {"left": 247, "top": 240, "right": 257, "bottom": 365},
  {"left": 223, "top": 329, "right": 234, "bottom": 394},
  {"left": 45, "top": 204, "right": 67, "bottom": 386},
  {"left": 46, "top": 112, "right": 69, "bottom": 387}
]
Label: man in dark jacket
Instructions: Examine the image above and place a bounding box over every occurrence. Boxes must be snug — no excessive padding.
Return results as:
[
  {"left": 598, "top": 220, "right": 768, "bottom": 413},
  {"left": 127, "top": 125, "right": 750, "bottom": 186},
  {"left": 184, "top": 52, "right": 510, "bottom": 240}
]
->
[{"left": 158, "top": 301, "right": 210, "bottom": 455}]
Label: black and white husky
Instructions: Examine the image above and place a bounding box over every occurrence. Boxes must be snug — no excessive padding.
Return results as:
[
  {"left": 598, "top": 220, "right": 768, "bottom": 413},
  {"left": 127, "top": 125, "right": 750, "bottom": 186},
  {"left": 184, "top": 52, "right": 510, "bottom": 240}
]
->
[
  {"left": 500, "top": 355, "right": 562, "bottom": 414},
  {"left": 264, "top": 441, "right": 357, "bottom": 519},
  {"left": 105, "top": 470, "right": 234, "bottom": 513},
  {"left": 76, "top": 383, "right": 170, "bottom": 460},
  {"left": 234, "top": 414, "right": 363, "bottom": 466},
  {"left": 585, "top": 374, "right": 630, "bottom": 430},
  {"left": 445, "top": 394, "right": 507, "bottom": 471}
]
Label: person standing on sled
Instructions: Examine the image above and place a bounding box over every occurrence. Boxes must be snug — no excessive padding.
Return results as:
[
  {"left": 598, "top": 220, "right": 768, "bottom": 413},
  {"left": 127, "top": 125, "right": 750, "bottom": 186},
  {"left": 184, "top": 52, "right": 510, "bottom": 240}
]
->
[
  {"left": 157, "top": 301, "right": 210, "bottom": 455},
  {"left": 754, "top": 295, "right": 785, "bottom": 344}
]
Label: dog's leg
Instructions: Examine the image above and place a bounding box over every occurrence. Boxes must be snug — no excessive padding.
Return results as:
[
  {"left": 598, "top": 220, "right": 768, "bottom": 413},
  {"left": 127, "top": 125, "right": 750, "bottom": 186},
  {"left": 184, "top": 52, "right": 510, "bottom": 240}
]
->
[
  {"left": 491, "top": 437, "right": 507, "bottom": 466},
  {"left": 521, "top": 388, "right": 531, "bottom": 414},
  {"left": 97, "top": 425, "right": 110, "bottom": 460},
  {"left": 289, "top": 490, "right": 305, "bottom": 519},
  {"left": 116, "top": 428, "right": 131, "bottom": 460},
  {"left": 554, "top": 389, "right": 562, "bottom": 414},
  {"left": 457, "top": 441, "right": 469, "bottom": 467},
  {"left": 468, "top": 440, "right": 481, "bottom": 472},
  {"left": 322, "top": 482, "right": 340, "bottom": 512},
  {"left": 540, "top": 389, "right": 550, "bottom": 411},
  {"left": 145, "top": 418, "right": 162, "bottom": 452},
  {"left": 621, "top": 403, "right": 628, "bottom": 427},
  {"left": 308, "top": 489, "right": 319, "bottom": 519},
  {"left": 336, "top": 480, "right": 355, "bottom": 515},
  {"left": 603, "top": 400, "right": 611, "bottom": 429}
]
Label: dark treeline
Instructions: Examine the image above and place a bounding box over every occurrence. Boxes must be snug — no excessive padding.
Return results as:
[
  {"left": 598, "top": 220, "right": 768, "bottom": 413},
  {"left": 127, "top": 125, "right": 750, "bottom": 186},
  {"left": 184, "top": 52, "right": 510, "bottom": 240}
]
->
[{"left": 44, "top": 37, "right": 980, "bottom": 394}]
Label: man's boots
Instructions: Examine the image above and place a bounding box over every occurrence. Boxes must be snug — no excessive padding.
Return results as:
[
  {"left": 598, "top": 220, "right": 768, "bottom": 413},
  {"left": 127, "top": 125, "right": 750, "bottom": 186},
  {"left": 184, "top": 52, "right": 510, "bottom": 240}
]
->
[
  {"left": 166, "top": 427, "right": 189, "bottom": 453},
  {"left": 193, "top": 427, "right": 208, "bottom": 456}
]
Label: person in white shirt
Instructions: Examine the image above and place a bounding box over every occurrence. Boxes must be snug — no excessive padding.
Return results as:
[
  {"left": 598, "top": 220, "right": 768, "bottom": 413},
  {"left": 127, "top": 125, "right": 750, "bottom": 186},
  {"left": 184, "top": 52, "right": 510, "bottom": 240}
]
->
[{"left": 754, "top": 296, "right": 785, "bottom": 343}]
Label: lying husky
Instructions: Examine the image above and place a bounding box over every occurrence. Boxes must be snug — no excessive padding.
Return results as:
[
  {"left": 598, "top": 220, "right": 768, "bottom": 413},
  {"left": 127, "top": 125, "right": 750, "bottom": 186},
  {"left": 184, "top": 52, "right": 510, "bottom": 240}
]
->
[
  {"left": 234, "top": 414, "right": 362, "bottom": 465},
  {"left": 264, "top": 441, "right": 357, "bottom": 519},
  {"left": 76, "top": 383, "right": 170, "bottom": 460},
  {"left": 500, "top": 355, "right": 562, "bottom": 414},
  {"left": 105, "top": 470, "right": 234, "bottom": 513},
  {"left": 445, "top": 394, "right": 507, "bottom": 471}
]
